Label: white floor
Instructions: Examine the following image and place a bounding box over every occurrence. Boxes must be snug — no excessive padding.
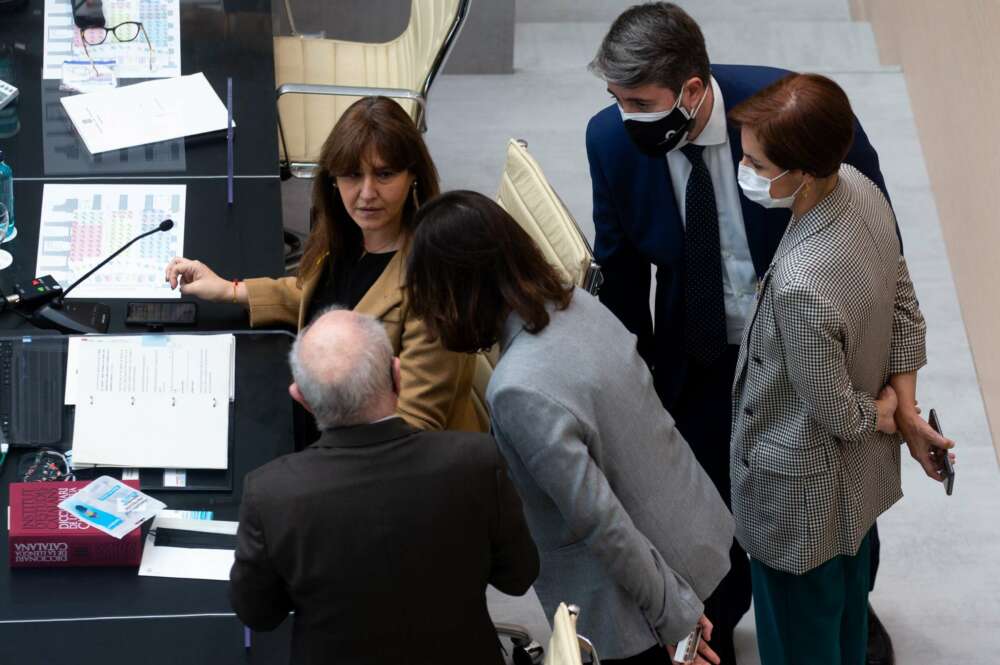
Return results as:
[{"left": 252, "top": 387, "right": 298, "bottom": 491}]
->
[{"left": 283, "top": 1, "right": 1000, "bottom": 662}]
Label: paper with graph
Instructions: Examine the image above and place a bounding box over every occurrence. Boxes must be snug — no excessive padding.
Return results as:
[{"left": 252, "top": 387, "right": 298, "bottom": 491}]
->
[
  {"left": 42, "top": 0, "right": 181, "bottom": 79},
  {"left": 35, "top": 183, "right": 185, "bottom": 299}
]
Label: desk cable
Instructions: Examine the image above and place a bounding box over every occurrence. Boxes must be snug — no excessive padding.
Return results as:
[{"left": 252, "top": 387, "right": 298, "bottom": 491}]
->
[{"left": 0, "top": 283, "right": 32, "bottom": 324}]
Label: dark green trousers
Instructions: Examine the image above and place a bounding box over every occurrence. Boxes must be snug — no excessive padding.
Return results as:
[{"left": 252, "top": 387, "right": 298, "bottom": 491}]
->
[{"left": 750, "top": 530, "right": 872, "bottom": 665}]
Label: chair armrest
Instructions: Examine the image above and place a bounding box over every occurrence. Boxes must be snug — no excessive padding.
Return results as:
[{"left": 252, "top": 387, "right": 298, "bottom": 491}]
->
[
  {"left": 578, "top": 635, "right": 601, "bottom": 664},
  {"left": 276, "top": 83, "right": 426, "bottom": 113}
]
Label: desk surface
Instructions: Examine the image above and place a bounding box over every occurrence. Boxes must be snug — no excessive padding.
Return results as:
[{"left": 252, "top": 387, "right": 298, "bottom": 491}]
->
[
  {"left": 0, "top": 331, "right": 295, "bottom": 664},
  {"left": 0, "top": 5, "right": 297, "bottom": 661},
  {"left": 0, "top": 0, "right": 279, "bottom": 179}
]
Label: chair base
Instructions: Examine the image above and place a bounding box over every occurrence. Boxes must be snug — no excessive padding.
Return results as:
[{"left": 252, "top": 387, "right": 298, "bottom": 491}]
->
[
  {"left": 283, "top": 228, "right": 307, "bottom": 275},
  {"left": 281, "top": 161, "right": 320, "bottom": 180}
]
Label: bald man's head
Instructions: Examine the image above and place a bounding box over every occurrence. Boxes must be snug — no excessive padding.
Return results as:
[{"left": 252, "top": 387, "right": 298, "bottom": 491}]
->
[{"left": 288, "top": 308, "right": 398, "bottom": 429}]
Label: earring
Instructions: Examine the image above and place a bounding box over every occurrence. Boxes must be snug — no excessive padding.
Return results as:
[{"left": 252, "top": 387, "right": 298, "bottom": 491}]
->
[{"left": 411, "top": 180, "right": 419, "bottom": 208}]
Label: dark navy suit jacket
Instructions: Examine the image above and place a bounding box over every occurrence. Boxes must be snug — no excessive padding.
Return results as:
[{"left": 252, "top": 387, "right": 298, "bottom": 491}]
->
[{"left": 585, "top": 64, "right": 890, "bottom": 409}]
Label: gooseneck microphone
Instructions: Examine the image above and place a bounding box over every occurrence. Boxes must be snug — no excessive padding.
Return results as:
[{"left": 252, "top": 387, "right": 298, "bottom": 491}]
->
[
  {"left": 57, "top": 218, "right": 175, "bottom": 303},
  {"left": 6, "top": 219, "right": 175, "bottom": 334}
]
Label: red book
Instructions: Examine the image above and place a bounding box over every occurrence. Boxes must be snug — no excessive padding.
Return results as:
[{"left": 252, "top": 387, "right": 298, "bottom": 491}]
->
[{"left": 8, "top": 480, "right": 143, "bottom": 568}]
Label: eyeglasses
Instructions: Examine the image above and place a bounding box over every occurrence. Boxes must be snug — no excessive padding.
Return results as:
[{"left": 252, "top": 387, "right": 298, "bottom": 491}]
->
[{"left": 79, "top": 22, "right": 155, "bottom": 73}]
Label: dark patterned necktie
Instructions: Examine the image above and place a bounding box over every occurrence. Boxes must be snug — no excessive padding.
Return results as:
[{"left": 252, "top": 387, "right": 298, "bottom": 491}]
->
[{"left": 679, "top": 143, "right": 727, "bottom": 366}]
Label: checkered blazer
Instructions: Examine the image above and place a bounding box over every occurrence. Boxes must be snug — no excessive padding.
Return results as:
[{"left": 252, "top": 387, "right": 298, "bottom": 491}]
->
[{"left": 730, "top": 164, "right": 927, "bottom": 575}]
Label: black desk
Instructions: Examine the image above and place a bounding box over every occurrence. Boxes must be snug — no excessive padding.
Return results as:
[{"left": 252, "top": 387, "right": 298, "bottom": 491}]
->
[
  {"left": 0, "top": 3, "right": 296, "bottom": 659},
  {"left": 0, "top": 0, "right": 287, "bottom": 332},
  {"left": 0, "top": 0, "right": 279, "bottom": 179},
  {"left": 0, "top": 331, "right": 295, "bottom": 664},
  {"left": 0, "top": 178, "right": 286, "bottom": 332}
]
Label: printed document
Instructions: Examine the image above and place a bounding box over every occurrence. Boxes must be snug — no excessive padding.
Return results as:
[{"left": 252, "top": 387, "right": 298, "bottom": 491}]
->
[
  {"left": 68, "top": 334, "right": 235, "bottom": 469},
  {"left": 36, "top": 183, "right": 185, "bottom": 300},
  {"left": 139, "top": 515, "right": 238, "bottom": 581},
  {"left": 43, "top": 0, "right": 182, "bottom": 79},
  {"left": 61, "top": 73, "right": 232, "bottom": 154}
]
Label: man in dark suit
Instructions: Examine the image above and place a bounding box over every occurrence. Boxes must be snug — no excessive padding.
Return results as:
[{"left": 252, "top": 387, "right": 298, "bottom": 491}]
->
[
  {"left": 585, "top": 4, "right": 912, "bottom": 663},
  {"left": 229, "top": 308, "right": 539, "bottom": 665}
]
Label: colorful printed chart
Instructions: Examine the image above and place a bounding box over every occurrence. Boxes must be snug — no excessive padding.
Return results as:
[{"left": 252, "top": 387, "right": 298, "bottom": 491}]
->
[
  {"left": 43, "top": 0, "right": 182, "bottom": 79},
  {"left": 35, "top": 183, "right": 186, "bottom": 299}
]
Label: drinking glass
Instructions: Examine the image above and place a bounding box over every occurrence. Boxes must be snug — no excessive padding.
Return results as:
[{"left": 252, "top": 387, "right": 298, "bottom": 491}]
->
[{"left": 0, "top": 203, "right": 12, "bottom": 270}]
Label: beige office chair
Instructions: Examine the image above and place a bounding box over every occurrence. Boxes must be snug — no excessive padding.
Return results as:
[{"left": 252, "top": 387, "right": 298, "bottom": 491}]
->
[
  {"left": 274, "top": 0, "right": 470, "bottom": 178},
  {"left": 496, "top": 139, "right": 603, "bottom": 294},
  {"left": 470, "top": 138, "right": 604, "bottom": 424},
  {"left": 546, "top": 604, "right": 601, "bottom": 665},
  {"left": 483, "top": 142, "right": 604, "bottom": 663}
]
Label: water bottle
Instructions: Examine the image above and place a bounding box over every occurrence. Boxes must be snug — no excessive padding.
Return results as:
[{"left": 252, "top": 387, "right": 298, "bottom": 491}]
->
[{"left": 0, "top": 149, "right": 13, "bottom": 241}]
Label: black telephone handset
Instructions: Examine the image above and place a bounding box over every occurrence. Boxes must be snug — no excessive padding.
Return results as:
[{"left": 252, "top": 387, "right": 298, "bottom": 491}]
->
[
  {"left": 71, "top": 0, "right": 105, "bottom": 28},
  {"left": 928, "top": 409, "right": 955, "bottom": 496}
]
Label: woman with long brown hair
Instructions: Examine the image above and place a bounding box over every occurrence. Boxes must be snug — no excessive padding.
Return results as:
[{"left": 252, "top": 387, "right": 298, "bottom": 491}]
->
[
  {"left": 165, "top": 96, "right": 481, "bottom": 432},
  {"left": 405, "top": 190, "right": 732, "bottom": 665}
]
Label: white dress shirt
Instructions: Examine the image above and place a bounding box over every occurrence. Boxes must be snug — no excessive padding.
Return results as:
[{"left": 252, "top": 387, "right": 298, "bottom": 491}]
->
[{"left": 666, "top": 76, "right": 758, "bottom": 344}]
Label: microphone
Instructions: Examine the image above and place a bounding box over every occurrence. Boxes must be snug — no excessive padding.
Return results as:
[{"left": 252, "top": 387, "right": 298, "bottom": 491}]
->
[
  {"left": 11, "top": 219, "right": 175, "bottom": 334},
  {"left": 57, "top": 218, "right": 175, "bottom": 302}
]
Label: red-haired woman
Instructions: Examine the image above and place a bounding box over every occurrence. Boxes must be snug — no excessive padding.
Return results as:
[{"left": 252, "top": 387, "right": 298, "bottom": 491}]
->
[{"left": 728, "top": 73, "right": 930, "bottom": 664}]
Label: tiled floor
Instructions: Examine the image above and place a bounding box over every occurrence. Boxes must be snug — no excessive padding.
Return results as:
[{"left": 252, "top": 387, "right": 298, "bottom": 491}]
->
[{"left": 281, "top": 2, "right": 1000, "bottom": 662}]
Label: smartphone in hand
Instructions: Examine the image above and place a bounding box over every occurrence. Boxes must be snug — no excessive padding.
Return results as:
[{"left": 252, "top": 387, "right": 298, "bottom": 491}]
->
[
  {"left": 928, "top": 409, "right": 955, "bottom": 496},
  {"left": 674, "top": 624, "right": 703, "bottom": 664}
]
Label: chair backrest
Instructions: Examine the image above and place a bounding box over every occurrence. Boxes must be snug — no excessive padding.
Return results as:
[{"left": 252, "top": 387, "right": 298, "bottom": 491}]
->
[
  {"left": 403, "top": 0, "right": 468, "bottom": 99},
  {"left": 544, "top": 603, "right": 594, "bottom": 665},
  {"left": 275, "top": 0, "right": 468, "bottom": 167},
  {"left": 496, "top": 139, "right": 602, "bottom": 293},
  {"left": 472, "top": 140, "right": 603, "bottom": 425}
]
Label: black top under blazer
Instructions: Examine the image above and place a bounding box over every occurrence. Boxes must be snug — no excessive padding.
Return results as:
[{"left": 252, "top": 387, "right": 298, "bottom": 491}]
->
[{"left": 229, "top": 417, "right": 539, "bottom": 665}]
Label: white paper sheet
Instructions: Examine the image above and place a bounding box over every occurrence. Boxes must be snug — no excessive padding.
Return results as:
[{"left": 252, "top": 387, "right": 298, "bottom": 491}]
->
[
  {"left": 61, "top": 73, "right": 231, "bottom": 154},
  {"left": 64, "top": 336, "right": 84, "bottom": 405},
  {"left": 69, "top": 334, "right": 234, "bottom": 469},
  {"left": 139, "top": 516, "right": 237, "bottom": 581},
  {"left": 43, "top": 0, "right": 181, "bottom": 79},
  {"left": 36, "top": 183, "right": 185, "bottom": 300}
]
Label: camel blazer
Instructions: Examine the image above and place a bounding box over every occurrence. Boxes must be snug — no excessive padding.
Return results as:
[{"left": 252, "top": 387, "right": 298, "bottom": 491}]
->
[{"left": 243, "top": 251, "right": 483, "bottom": 432}]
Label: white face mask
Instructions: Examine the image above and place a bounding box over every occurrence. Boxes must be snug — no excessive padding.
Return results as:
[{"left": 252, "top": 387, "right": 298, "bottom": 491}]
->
[{"left": 737, "top": 163, "right": 805, "bottom": 209}]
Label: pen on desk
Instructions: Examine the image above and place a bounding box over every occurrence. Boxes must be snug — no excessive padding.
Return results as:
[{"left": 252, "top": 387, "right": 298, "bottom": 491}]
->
[
  {"left": 227, "top": 76, "right": 234, "bottom": 206},
  {"left": 244, "top": 625, "right": 252, "bottom": 659}
]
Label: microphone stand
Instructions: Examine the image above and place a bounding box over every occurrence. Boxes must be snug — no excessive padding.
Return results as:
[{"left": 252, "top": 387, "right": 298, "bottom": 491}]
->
[{"left": 32, "top": 220, "right": 175, "bottom": 334}]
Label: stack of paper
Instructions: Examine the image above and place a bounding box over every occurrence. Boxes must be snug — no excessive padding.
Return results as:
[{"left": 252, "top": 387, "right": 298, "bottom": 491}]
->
[
  {"left": 60, "top": 73, "right": 232, "bottom": 154},
  {"left": 66, "top": 334, "right": 236, "bottom": 469}
]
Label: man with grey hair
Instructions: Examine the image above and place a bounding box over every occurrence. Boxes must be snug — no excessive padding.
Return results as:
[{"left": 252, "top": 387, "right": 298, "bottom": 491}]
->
[
  {"left": 286, "top": 305, "right": 398, "bottom": 429},
  {"left": 585, "top": 3, "right": 923, "bottom": 663},
  {"left": 230, "top": 308, "right": 539, "bottom": 665}
]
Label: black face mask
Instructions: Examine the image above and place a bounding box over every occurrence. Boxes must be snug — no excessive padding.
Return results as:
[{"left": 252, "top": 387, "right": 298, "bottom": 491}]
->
[{"left": 620, "top": 86, "right": 708, "bottom": 157}]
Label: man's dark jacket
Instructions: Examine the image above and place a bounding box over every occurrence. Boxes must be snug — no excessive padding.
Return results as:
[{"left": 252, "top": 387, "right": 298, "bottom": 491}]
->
[
  {"left": 586, "top": 64, "right": 891, "bottom": 408},
  {"left": 230, "top": 417, "right": 539, "bottom": 665}
]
